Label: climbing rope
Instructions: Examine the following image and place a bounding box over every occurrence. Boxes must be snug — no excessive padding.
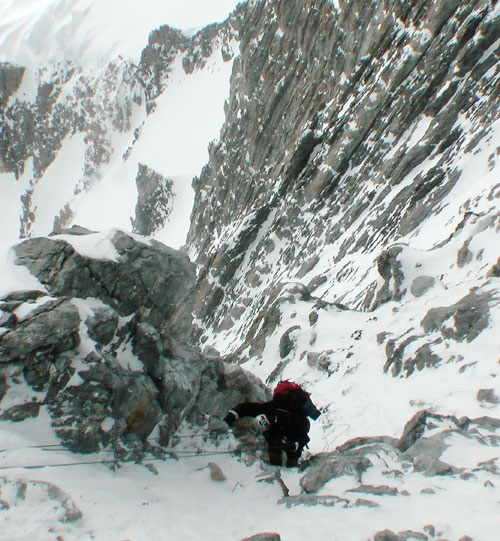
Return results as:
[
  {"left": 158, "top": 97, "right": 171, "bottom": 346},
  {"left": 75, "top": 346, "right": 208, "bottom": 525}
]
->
[
  {"left": 321, "top": 423, "right": 351, "bottom": 452},
  {"left": 0, "top": 449, "right": 242, "bottom": 471}
]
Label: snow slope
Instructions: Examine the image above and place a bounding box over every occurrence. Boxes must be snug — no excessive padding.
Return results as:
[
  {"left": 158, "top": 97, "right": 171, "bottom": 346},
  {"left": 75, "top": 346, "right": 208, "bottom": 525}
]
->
[{"left": 71, "top": 48, "right": 236, "bottom": 249}]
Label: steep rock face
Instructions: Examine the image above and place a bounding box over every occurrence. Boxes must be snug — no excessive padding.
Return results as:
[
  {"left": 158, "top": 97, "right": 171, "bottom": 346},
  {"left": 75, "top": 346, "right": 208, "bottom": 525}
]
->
[
  {"left": 0, "top": 230, "right": 267, "bottom": 452},
  {"left": 0, "top": 63, "right": 25, "bottom": 110},
  {"left": 187, "top": 0, "right": 500, "bottom": 355},
  {"left": 131, "top": 163, "right": 174, "bottom": 236}
]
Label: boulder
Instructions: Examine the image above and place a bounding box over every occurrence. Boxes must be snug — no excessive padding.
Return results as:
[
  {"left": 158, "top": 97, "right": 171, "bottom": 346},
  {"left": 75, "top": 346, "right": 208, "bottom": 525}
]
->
[
  {"left": 241, "top": 534, "right": 281, "bottom": 541},
  {"left": 0, "top": 299, "right": 80, "bottom": 364},
  {"left": 421, "top": 290, "right": 492, "bottom": 342},
  {"left": 410, "top": 276, "right": 436, "bottom": 297},
  {"left": 14, "top": 230, "right": 196, "bottom": 331}
]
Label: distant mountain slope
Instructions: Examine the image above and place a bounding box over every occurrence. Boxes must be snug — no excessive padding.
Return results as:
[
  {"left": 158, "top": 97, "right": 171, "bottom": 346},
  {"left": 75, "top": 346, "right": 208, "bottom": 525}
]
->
[{"left": 0, "top": 1, "right": 241, "bottom": 250}]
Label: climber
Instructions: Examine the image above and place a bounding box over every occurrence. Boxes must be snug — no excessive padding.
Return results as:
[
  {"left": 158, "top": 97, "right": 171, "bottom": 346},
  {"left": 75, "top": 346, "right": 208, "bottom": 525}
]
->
[{"left": 223, "top": 380, "right": 321, "bottom": 467}]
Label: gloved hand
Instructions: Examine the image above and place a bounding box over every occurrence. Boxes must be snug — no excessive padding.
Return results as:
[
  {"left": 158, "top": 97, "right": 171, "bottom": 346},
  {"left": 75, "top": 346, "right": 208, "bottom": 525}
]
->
[{"left": 223, "top": 410, "right": 238, "bottom": 426}]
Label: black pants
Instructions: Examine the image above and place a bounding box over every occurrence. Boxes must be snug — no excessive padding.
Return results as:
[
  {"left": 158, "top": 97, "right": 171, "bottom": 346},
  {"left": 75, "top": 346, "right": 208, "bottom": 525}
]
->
[{"left": 268, "top": 446, "right": 301, "bottom": 467}]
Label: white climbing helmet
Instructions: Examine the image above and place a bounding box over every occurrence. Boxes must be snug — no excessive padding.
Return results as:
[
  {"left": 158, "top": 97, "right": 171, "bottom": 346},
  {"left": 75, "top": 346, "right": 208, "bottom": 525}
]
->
[{"left": 254, "top": 414, "right": 271, "bottom": 432}]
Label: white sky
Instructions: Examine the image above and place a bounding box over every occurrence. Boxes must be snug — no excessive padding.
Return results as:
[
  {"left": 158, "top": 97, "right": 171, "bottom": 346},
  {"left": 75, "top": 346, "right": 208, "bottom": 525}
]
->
[{"left": 0, "top": 0, "right": 244, "bottom": 66}]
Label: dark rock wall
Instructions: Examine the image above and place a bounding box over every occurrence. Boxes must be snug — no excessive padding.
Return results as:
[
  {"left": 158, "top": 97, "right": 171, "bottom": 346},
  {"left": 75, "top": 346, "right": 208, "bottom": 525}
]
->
[{"left": 187, "top": 0, "right": 500, "bottom": 348}]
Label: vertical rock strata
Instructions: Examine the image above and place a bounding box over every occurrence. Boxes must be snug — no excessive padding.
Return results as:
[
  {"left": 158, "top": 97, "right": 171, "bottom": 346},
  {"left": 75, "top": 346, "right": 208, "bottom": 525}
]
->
[{"left": 187, "top": 0, "right": 500, "bottom": 350}]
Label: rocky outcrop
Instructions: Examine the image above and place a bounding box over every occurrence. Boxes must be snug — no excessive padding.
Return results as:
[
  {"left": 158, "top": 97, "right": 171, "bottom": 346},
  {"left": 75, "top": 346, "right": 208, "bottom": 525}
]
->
[
  {"left": 294, "top": 410, "right": 500, "bottom": 499},
  {"left": 0, "top": 229, "right": 267, "bottom": 452},
  {"left": 14, "top": 229, "right": 195, "bottom": 331},
  {"left": 0, "top": 63, "right": 25, "bottom": 110},
  {"left": 0, "top": 477, "right": 83, "bottom": 537},
  {"left": 131, "top": 163, "right": 174, "bottom": 236}
]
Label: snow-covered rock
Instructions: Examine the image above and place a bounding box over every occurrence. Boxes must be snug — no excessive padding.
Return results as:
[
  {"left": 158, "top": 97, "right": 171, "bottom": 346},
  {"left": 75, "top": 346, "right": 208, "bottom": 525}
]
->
[{"left": 0, "top": 229, "right": 267, "bottom": 452}]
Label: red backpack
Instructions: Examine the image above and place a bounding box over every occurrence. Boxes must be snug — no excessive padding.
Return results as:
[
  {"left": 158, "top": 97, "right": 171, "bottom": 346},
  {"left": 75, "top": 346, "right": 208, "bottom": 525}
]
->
[{"left": 273, "top": 380, "right": 309, "bottom": 409}]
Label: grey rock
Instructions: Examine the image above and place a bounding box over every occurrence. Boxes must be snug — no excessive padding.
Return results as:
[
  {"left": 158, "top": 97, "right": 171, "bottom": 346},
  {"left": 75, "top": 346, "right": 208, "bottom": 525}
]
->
[
  {"left": 14, "top": 231, "right": 195, "bottom": 332},
  {"left": 306, "top": 351, "right": 334, "bottom": 374},
  {"left": 296, "top": 255, "right": 319, "bottom": 279},
  {"left": 307, "top": 274, "right": 327, "bottom": 292},
  {"left": 421, "top": 290, "right": 492, "bottom": 342},
  {"left": 373, "top": 530, "right": 403, "bottom": 541},
  {"left": 410, "top": 276, "right": 436, "bottom": 297},
  {"left": 413, "top": 455, "right": 460, "bottom": 477},
  {"left": 403, "top": 343, "right": 442, "bottom": 376},
  {"left": 241, "top": 534, "right": 281, "bottom": 541},
  {"left": 373, "top": 246, "right": 406, "bottom": 308},
  {"left": 299, "top": 441, "right": 387, "bottom": 493},
  {"left": 384, "top": 335, "right": 420, "bottom": 377},
  {"left": 476, "top": 388, "right": 500, "bottom": 405},
  {"left": 49, "top": 350, "right": 162, "bottom": 452},
  {"left": 0, "top": 311, "right": 17, "bottom": 329},
  {"left": 354, "top": 498, "right": 380, "bottom": 508},
  {"left": 1, "top": 230, "right": 268, "bottom": 454},
  {"left": 181, "top": 0, "right": 500, "bottom": 373},
  {"left": 131, "top": 321, "right": 163, "bottom": 375},
  {"left": 423, "top": 525, "right": 436, "bottom": 537},
  {"left": 347, "top": 484, "right": 399, "bottom": 496},
  {"left": 0, "top": 299, "right": 80, "bottom": 364},
  {"left": 474, "top": 458, "right": 499, "bottom": 474},
  {"left": 187, "top": 356, "right": 270, "bottom": 428},
  {"left": 131, "top": 163, "right": 174, "bottom": 236},
  {"left": 279, "top": 325, "right": 300, "bottom": 358},
  {"left": 488, "top": 257, "right": 500, "bottom": 277},
  {"left": 0, "top": 290, "right": 46, "bottom": 303},
  {"left": 0, "top": 401, "right": 40, "bottom": 421},
  {"left": 51, "top": 225, "right": 97, "bottom": 236},
  {"left": 0, "top": 63, "right": 25, "bottom": 108},
  {"left": 398, "top": 531, "right": 428, "bottom": 541},
  {"left": 0, "top": 376, "right": 8, "bottom": 403},
  {"left": 207, "top": 462, "right": 227, "bottom": 482},
  {"left": 85, "top": 306, "right": 119, "bottom": 345},
  {"left": 279, "top": 494, "right": 350, "bottom": 508},
  {"left": 457, "top": 240, "right": 473, "bottom": 267},
  {"left": 0, "top": 300, "right": 23, "bottom": 313}
]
